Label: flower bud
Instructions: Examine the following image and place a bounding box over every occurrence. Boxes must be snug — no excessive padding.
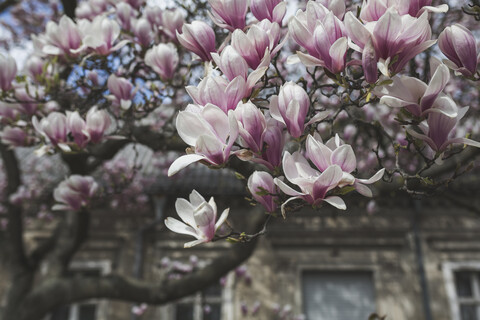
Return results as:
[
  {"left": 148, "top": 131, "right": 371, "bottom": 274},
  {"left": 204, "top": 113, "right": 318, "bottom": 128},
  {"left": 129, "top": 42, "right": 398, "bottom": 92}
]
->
[
  {"left": 248, "top": 171, "right": 278, "bottom": 212},
  {"left": 177, "top": 21, "right": 216, "bottom": 61},
  {"left": 439, "top": 24, "right": 478, "bottom": 77}
]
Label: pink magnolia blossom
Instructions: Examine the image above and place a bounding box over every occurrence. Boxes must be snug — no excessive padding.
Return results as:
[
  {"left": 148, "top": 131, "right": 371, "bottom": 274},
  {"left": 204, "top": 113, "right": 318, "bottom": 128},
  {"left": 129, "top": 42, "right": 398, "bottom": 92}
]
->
[
  {"left": 67, "top": 111, "right": 89, "bottom": 147},
  {"left": 79, "top": 16, "right": 129, "bottom": 55},
  {"left": 86, "top": 107, "right": 111, "bottom": 143},
  {"left": 25, "top": 56, "right": 44, "bottom": 82},
  {"left": 161, "top": 9, "right": 184, "bottom": 41},
  {"left": 116, "top": 2, "right": 135, "bottom": 31},
  {"left": 269, "top": 82, "right": 310, "bottom": 138},
  {"left": 177, "top": 21, "right": 216, "bottom": 61},
  {"left": 231, "top": 21, "right": 283, "bottom": 69},
  {"left": 0, "top": 54, "right": 17, "bottom": 91},
  {"left": 211, "top": 46, "right": 268, "bottom": 94},
  {"left": 145, "top": 43, "right": 179, "bottom": 81},
  {"left": 251, "top": 0, "right": 286, "bottom": 24},
  {"left": 42, "top": 16, "right": 84, "bottom": 56},
  {"left": 305, "top": 134, "right": 385, "bottom": 197},
  {"left": 164, "top": 190, "right": 229, "bottom": 248},
  {"left": 248, "top": 171, "right": 278, "bottom": 212},
  {"left": 32, "top": 112, "right": 70, "bottom": 151},
  {"left": 359, "top": 0, "right": 448, "bottom": 22},
  {"left": 208, "top": 0, "right": 248, "bottom": 31},
  {"left": 168, "top": 104, "right": 239, "bottom": 176},
  {"left": 234, "top": 101, "right": 266, "bottom": 153},
  {"left": 133, "top": 18, "right": 153, "bottom": 47},
  {"left": 407, "top": 107, "right": 480, "bottom": 153},
  {"left": 345, "top": 9, "right": 435, "bottom": 78},
  {"left": 75, "top": 0, "right": 108, "bottom": 20},
  {"left": 52, "top": 175, "right": 98, "bottom": 211},
  {"left": 274, "top": 152, "right": 347, "bottom": 213},
  {"left": 186, "top": 75, "right": 247, "bottom": 113},
  {"left": 0, "top": 102, "right": 20, "bottom": 122},
  {"left": 15, "top": 86, "right": 42, "bottom": 116},
  {"left": 374, "top": 64, "right": 458, "bottom": 118},
  {"left": 289, "top": 5, "right": 347, "bottom": 74},
  {"left": 317, "top": 0, "right": 346, "bottom": 19},
  {"left": 261, "top": 120, "right": 284, "bottom": 168},
  {"left": 0, "top": 127, "right": 28, "bottom": 147},
  {"left": 145, "top": 6, "right": 163, "bottom": 27},
  {"left": 438, "top": 24, "right": 478, "bottom": 78},
  {"left": 107, "top": 75, "right": 136, "bottom": 110}
]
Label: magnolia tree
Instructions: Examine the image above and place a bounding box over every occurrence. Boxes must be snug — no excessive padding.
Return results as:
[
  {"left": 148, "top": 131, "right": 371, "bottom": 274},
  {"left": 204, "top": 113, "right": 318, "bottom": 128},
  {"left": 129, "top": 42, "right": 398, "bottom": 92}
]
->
[{"left": 0, "top": 0, "right": 480, "bottom": 318}]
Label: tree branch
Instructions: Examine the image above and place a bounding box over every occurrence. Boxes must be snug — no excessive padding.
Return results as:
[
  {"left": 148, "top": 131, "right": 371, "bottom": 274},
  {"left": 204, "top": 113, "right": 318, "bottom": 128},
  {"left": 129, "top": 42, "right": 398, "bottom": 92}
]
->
[
  {"left": 0, "top": 0, "right": 19, "bottom": 14},
  {"left": 19, "top": 209, "right": 266, "bottom": 320}
]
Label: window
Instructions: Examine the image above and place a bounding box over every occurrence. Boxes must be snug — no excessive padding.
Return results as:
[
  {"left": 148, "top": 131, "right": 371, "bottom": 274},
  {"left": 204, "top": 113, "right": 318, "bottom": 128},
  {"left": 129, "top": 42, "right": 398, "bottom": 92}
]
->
[
  {"left": 48, "top": 261, "right": 110, "bottom": 320},
  {"left": 173, "top": 283, "right": 223, "bottom": 320},
  {"left": 302, "top": 271, "right": 376, "bottom": 320},
  {"left": 444, "top": 262, "right": 480, "bottom": 320}
]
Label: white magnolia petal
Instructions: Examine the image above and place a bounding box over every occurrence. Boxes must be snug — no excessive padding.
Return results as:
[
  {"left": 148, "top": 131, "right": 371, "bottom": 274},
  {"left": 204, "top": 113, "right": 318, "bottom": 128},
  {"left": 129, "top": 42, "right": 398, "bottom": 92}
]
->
[
  {"left": 165, "top": 217, "right": 199, "bottom": 237},
  {"left": 357, "top": 168, "right": 385, "bottom": 184},
  {"left": 215, "top": 208, "right": 230, "bottom": 230},
  {"left": 168, "top": 154, "right": 206, "bottom": 176},
  {"left": 323, "top": 196, "right": 347, "bottom": 210},
  {"left": 175, "top": 198, "right": 196, "bottom": 226}
]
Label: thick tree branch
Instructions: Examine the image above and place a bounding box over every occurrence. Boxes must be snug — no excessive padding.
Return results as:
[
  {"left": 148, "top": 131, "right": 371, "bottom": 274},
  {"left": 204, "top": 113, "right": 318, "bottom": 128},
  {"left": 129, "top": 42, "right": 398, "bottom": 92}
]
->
[
  {"left": 45, "top": 210, "right": 90, "bottom": 277},
  {"left": 60, "top": 0, "right": 77, "bottom": 19},
  {"left": 19, "top": 209, "right": 266, "bottom": 320},
  {"left": 0, "top": 144, "right": 27, "bottom": 269}
]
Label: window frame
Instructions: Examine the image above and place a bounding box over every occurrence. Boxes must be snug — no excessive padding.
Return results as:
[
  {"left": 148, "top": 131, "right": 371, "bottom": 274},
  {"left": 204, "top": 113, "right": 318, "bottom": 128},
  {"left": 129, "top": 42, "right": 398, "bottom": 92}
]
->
[
  {"left": 295, "top": 263, "right": 379, "bottom": 318},
  {"left": 443, "top": 261, "right": 480, "bottom": 320},
  {"left": 160, "top": 272, "right": 234, "bottom": 320}
]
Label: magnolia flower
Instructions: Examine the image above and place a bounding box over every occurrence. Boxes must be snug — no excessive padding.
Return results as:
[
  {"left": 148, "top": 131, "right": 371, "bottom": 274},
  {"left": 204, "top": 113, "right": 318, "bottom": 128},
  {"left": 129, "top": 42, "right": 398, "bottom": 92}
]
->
[
  {"left": 345, "top": 9, "right": 435, "bottom": 78},
  {"left": 42, "top": 16, "right": 83, "bottom": 56},
  {"left": 360, "top": 0, "right": 448, "bottom": 22},
  {"left": 0, "top": 127, "right": 28, "bottom": 147},
  {"left": 85, "top": 107, "right": 111, "bottom": 143},
  {"left": 289, "top": 4, "right": 347, "bottom": 74},
  {"left": 168, "top": 104, "right": 239, "bottom": 176},
  {"left": 438, "top": 24, "right": 478, "bottom": 78},
  {"left": 32, "top": 112, "right": 70, "bottom": 151},
  {"left": 79, "top": 16, "right": 129, "bottom": 55},
  {"left": 407, "top": 107, "right": 480, "bottom": 153},
  {"left": 164, "top": 190, "right": 229, "bottom": 248},
  {"left": 208, "top": 0, "right": 248, "bottom": 31},
  {"left": 374, "top": 64, "right": 458, "bottom": 118},
  {"left": 274, "top": 152, "right": 346, "bottom": 214},
  {"left": 251, "top": 0, "right": 286, "bottom": 24},
  {"left": 116, "top": 2, "right": 135, "bottom": 31},
  {"left": 53, "top": 175, "right": 98, "bottom": 211},
  {"left": 231, "top": 22, "right": 283, "bottom": 69},
  {"left": 269, "top": 82, "right": 310, "bottom": 138},
  {"left": 177, "top": 21, "right": 216, "bottom": 61},
  {"left": 234, "top": 101, "right": 267, "bottom": 153},
  {"left": 67, "top": 111, "right": 89, "bottom": 147},
  {"left": 145, "top": 43, "right": 179, "bottom": 80},
  {"left": 161, "top": 9, "right": 184, "bottom": 40},
  {"left": 0, "top": 54, "right": 17, "bottom": 91},
  {"left": 107, "top": 75, "right": 136, "bottom": 110},
  {"left": 186, "top": 75, "right": 247, "bottom": 113},
  {"left": 305, "top": 134, "right": 385, "bottom": 197},
  {"left": 211, "top": 46, "right": 268, "bottom": 94},
  {"left": 25, "top": 56, "right": 44, "bottom": 82},
  {"left": 133, "top": 18, "right": 153, "bottom": 47},
  {"left": 248, "top": 171, "right": 278, "bottom": 212}
]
